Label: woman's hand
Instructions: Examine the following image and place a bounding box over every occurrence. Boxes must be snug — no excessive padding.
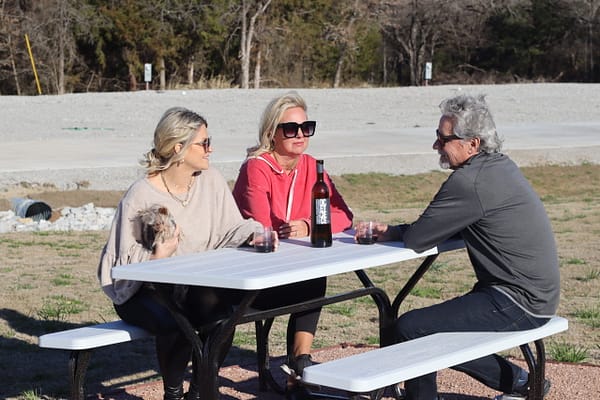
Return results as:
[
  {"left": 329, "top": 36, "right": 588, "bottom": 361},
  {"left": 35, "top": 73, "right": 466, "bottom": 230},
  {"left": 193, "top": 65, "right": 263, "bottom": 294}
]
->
[
  {"left": 278, "top": 220, "right": 309, "bottom": 239},
  {"left": 151, "top": 225, "right": 181, "bottom": 259}
]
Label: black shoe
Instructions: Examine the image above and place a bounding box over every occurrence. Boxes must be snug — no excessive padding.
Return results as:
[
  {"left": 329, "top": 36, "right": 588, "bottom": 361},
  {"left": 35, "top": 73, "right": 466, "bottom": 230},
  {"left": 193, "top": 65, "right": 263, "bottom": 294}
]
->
[
  {"left": 494, "top": 378, "right": 551, "bottom": 400},
  {"left": 163, "top": 384, "right": 184, "bottom": 400},
  {"left": 282, "top": 353, "right": 313, "bottom": 379},
  {"left": 285, "top": 383, "right": 313, "bottom": 400},
  {"left": 281, "top": 354, "right": 315, "bottom": 400},
  {"left": 185, "top": 382, "right": 200, "bottom": 400}
]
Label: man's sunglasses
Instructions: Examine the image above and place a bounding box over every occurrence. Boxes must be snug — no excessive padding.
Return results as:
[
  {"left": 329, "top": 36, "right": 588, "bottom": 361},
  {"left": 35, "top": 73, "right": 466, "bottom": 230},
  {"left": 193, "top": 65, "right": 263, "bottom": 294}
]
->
[
  {"left": 436, "top": 129, "right": 462, "bottom": 145},
  {"left": 278, "top": 121, "right": 317, "bottom": 138},
  {"left": 192, "top": 136, "right": 211, "bottom": 151}
]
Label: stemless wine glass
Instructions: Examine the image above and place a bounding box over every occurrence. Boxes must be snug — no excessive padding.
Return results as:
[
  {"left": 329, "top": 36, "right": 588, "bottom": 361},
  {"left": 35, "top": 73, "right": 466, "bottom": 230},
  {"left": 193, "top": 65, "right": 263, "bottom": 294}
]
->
[
  {"left": 254, "top": 225, "right": 275, "bottom": 253},
  {"left": 356, "top": 221, "right": 378, "bottom": 245}
]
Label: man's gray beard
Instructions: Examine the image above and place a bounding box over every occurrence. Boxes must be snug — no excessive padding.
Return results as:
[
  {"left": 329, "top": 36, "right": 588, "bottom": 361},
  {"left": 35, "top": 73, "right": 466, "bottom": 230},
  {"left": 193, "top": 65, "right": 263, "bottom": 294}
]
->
[{"left": 438, "top": 156, "right": 450, "bottom": 169}]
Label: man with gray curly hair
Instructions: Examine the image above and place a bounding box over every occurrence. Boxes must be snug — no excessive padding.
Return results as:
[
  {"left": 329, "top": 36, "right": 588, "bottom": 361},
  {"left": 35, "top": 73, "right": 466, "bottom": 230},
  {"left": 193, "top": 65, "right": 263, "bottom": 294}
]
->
[{"left": 368, "top": 94, "right": 559, "bottom": 400}]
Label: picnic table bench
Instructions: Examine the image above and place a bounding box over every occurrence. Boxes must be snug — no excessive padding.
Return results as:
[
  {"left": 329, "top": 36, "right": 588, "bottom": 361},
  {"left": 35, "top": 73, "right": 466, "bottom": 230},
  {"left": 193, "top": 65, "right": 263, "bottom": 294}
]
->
[{"left": 302, "top": 316, "right": 568, "bottom": 400}]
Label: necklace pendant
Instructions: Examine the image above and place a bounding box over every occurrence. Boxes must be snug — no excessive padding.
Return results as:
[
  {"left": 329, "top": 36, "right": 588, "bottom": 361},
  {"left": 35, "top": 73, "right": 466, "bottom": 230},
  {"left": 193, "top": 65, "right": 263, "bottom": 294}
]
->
[{"left": 182, "top": 200, "right": 189, "bottom": 207}]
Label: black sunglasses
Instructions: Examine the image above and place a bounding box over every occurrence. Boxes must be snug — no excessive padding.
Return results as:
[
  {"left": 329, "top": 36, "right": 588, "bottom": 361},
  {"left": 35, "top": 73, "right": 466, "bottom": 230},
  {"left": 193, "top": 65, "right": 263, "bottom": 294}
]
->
[
  {"left": 191, "top": 136, "right": 211, "bottom": 151},
  {"left": 435, "top": 129, "right": 462, "bottom": 145},
  {"left": 278, "top": 121, "right": 317, "bottom": 138}
]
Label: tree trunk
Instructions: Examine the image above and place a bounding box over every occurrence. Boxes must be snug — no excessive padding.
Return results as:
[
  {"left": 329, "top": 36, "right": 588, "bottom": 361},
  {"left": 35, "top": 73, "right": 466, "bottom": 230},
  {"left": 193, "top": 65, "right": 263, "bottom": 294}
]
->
[
  {"left": 239, "top": 0, "right": 271, "bottom": 89},
  {"left": 8, "top": 33, "right": 21, "bottom": 95},
  {"left": 333, "top": 49, "right": 345, "bottom": 88},
  {"left": 254, "top": 48, "right": 261, "bottom": 88},
  {"left": 58, "top": 32, "right": 65, "bottom": 94},
  {"left": 159, "top": 57, "right": 166, "bottom": 91},
  {"left": 188, "top": 59, "right": 194, "bottom": 85}
]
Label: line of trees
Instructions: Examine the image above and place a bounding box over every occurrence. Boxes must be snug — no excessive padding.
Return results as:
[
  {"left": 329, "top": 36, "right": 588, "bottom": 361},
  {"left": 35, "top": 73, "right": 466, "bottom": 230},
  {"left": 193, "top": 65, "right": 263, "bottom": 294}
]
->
[{"left": 0, "top": 0, "right": 598, "bottom": 95}]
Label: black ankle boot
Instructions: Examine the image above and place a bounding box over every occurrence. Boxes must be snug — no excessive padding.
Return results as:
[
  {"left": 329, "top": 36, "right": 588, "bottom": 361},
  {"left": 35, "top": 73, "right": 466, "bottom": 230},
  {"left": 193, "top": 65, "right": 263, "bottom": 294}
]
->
[
  {"left": 185, "top": 382, "right": 200, "bottom": 400},
  {"left": 286, "top": 354, "right": 313, "bottom": 377},
  {"left": 283, "top": 354, "right": 314, "bottom": 400},
  {"left": 163, "top": 384, "right": 184, "bottom": 400}
]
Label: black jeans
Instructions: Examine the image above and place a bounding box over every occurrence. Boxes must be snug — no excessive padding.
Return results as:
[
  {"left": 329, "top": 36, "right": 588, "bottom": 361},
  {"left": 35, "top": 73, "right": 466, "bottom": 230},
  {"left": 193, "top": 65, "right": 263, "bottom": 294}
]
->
[
  {"left": 115, "top": 278, "right": 326, "bottom": 387},
  {"left": 394, "top": 286, "right": 549, "bottom": 400}
]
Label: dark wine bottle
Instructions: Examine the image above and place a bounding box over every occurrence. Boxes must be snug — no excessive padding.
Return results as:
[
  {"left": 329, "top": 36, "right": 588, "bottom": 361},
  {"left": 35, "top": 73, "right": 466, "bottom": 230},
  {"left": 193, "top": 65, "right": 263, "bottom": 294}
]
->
[{"left": 311, "top": 159, "right": 332, "bottom": 247}]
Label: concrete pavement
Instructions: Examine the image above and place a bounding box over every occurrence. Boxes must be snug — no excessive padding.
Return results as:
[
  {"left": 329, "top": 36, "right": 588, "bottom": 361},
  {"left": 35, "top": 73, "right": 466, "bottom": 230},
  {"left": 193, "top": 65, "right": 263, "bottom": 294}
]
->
[{"left": 1, "top": 85, "right": 599, "bottom": 190}]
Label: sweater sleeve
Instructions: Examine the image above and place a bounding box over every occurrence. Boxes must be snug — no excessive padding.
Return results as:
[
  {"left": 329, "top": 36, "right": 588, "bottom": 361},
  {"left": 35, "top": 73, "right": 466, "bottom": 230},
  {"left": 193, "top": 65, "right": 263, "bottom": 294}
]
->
[
  {"left": 97, "top": 187, "right": 153, "bottom": 305},
  {"left": 232, "top": 160, "right": 278, "bottom": 228},
  {"left": 212, "top": 169, "right": 262, "bottom": 248},
  {"left": 402, "top": 171, "right": 483, "bottom": 253}
]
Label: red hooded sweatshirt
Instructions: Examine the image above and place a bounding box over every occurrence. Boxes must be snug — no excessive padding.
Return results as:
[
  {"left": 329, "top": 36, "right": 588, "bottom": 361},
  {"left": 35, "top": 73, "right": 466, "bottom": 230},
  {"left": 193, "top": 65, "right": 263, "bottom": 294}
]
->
[{"left": 232, "top": 153, "right": 353, "bottom": 234}]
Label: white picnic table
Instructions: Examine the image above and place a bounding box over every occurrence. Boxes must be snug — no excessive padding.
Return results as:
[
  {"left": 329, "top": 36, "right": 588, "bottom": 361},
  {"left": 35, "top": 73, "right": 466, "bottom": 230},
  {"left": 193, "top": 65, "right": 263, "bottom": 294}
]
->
[{"left": 112, "top": 231, "right": 465, "bottom": 399}]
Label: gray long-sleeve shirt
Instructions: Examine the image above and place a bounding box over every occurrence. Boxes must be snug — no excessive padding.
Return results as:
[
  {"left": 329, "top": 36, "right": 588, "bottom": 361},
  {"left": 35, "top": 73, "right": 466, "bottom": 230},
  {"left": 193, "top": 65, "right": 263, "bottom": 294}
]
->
[{"left": 396, "top": 152, "right": 559, "bottom": 317}]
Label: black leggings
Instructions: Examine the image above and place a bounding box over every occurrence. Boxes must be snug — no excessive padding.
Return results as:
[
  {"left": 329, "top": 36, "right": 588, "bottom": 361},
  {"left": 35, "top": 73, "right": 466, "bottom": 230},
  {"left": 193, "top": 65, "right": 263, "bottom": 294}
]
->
[{"left": 115, "top": 278, "right": 326, "bottom": 387}]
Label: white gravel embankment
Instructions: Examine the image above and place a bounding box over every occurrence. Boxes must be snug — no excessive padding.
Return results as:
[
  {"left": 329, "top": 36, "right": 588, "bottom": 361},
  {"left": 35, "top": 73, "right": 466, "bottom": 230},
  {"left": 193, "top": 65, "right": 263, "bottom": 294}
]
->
[{"left": 0, "top": 203, "right": 115, "bottom": 233}]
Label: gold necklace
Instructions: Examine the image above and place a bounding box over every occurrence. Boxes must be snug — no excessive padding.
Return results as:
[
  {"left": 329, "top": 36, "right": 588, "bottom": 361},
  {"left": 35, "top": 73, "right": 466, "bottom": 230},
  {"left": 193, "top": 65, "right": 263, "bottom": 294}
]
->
[{"left": 160, "top": 172, "right": 195, "bottom": 207}]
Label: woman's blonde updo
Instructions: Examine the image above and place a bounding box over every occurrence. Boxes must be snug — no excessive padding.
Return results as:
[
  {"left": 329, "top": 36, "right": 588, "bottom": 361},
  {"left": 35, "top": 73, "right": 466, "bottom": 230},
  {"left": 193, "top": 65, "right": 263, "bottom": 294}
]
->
[
  {"left": 246, "top": 91, "right": 307, "bottom": 158},
  {"left": 141, "top": 107, "right": 208, "bottom": 175}
]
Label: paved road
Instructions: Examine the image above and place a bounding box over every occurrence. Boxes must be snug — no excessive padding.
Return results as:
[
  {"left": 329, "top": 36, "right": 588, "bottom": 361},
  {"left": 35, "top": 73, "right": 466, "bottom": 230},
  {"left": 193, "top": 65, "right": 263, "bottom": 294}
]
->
[{"left": 1, "top": 86, "right": 599, "bottom": 190}]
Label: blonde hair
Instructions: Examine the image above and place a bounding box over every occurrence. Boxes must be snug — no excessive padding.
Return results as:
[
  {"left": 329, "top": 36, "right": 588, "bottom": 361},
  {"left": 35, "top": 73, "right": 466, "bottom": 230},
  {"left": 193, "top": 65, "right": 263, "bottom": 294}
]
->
[
  {"left": 141, "top": 107, "right": 208, "bottom": 175},
  {"left": 246, "top": 91, "right": 307, "bottom": 157}
]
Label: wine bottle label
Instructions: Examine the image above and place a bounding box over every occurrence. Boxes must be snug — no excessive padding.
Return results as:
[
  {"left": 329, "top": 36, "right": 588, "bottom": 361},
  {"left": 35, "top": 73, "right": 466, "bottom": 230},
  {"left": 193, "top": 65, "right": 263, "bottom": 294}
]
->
[{"left": 314, "top": 198, "right": 330, "bottom": 224}]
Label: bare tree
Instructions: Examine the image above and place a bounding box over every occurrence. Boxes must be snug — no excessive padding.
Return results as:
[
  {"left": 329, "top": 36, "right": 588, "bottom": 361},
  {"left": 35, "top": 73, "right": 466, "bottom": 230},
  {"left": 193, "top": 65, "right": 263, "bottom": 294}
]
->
[
  {"left": 573, "top": 0, "right": 600, "bottom": 81},
  {"left": 239, "top": 0, "right": 271, "bottom": 89},
  {"left": 374, "top": 0, "right": 451, "bottom": 85},
  {"left": 0, "top": 1, "right": 25, "bottom": 94},
  {"left": 324, "top": 0, "right": 367, "bottom": 88}
]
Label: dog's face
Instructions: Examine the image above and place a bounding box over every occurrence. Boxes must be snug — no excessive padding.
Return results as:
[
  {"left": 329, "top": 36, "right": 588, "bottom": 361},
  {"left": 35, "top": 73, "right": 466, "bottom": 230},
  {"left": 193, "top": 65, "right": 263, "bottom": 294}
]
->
[{"left": 136, "top": 205, "right": 177, "bottom": 250}]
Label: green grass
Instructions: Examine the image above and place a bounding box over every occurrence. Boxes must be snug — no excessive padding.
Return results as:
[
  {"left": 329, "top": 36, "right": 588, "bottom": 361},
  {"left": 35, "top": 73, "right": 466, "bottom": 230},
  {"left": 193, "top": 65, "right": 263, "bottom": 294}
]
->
[
  {"left": 572, "top": 307, "right": 600, "bottom": 328},
  {"left": 36, "top": 295, "right": 87, "bottom": 321},
  {"left": 576, "top": 269, "right": 600, "bottom": 282},
  {"left": 549, "top": 342, "right": 589, "bottom": 363}
]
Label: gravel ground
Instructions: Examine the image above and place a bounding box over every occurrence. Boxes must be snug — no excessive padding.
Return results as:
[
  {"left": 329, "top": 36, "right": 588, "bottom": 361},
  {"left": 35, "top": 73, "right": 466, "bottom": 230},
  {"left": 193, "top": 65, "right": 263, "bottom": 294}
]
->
[{"left": 92, "top": 344, "right": 600, "bottom": 400}]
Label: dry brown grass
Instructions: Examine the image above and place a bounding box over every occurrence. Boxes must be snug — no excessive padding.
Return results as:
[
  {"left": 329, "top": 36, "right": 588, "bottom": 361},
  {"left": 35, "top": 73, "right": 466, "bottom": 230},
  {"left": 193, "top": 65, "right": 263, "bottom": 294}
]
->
[{"left": 0, "top": 164, "right": 599, "bottom": 399}]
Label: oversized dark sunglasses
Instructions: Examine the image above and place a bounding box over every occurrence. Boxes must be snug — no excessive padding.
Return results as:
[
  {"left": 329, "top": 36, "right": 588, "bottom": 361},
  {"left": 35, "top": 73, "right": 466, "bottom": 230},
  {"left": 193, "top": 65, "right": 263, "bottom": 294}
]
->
[
  {"left": 435, "top": 129, "right": 462, "bottom": 145},
  {"left": 278, "top": 121, "right": 317, "bottom": 138},
  {"left": 192, "top": 136, "right": 211, "bottom": 151}
]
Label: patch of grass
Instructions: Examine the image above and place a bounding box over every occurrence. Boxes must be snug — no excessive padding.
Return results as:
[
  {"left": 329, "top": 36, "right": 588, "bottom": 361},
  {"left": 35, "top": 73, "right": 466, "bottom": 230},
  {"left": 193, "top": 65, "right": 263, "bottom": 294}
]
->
[
  {"left": 411, "top": 286, "right": 442, "bottom": 299},
  {"left": 572, "top": 307, "right": 600, "bottom": 328},
  {"left": 233, "top": 328, "right": 255, "bottom": 347},
  {"left": 327, "top": 303, "right": 357, "bottom": 317},
  {"left": 37, "top": 295, "right": 87, "bottom": 321},
  {"left": 15, "top": 283, "right": 35, "bottom": 290},
  {"left": 51, "top": 273, "right": 74, "bottom": 286},
  {"left": 576, "top": 269, "right": 600, "bottom": 282},
  {"left": 19, "top": 388, "right": 43, "bottom": 400},
  {"left": 548, "top": 342, "right": 588, "bottom": 363},
  {"left": 566, "top": 258, "right": 587, "bottom": 265}
]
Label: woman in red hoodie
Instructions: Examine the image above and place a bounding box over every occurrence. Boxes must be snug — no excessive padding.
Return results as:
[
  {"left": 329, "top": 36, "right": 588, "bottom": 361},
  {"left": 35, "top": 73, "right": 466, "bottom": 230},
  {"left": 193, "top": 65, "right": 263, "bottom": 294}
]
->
[{"left": 233, "top": 91, "right": 353, "bottom": 399}]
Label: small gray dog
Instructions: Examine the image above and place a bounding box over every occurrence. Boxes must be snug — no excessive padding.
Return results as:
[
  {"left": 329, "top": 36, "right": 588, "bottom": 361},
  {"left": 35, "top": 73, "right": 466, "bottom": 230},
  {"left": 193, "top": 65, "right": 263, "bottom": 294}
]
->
[
  {"left": 136, "top": 204, "right": 188, "bottom": 306},
  {"left": 136, "top": 204, "right": 178, "bottom": 251}
]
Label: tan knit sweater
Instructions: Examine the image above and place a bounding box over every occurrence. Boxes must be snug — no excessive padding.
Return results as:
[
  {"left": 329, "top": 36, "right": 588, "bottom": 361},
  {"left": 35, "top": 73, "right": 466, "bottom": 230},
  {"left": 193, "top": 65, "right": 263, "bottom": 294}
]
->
[{"left": 98, "top": 167, "right": 261, "bottom": 305}]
